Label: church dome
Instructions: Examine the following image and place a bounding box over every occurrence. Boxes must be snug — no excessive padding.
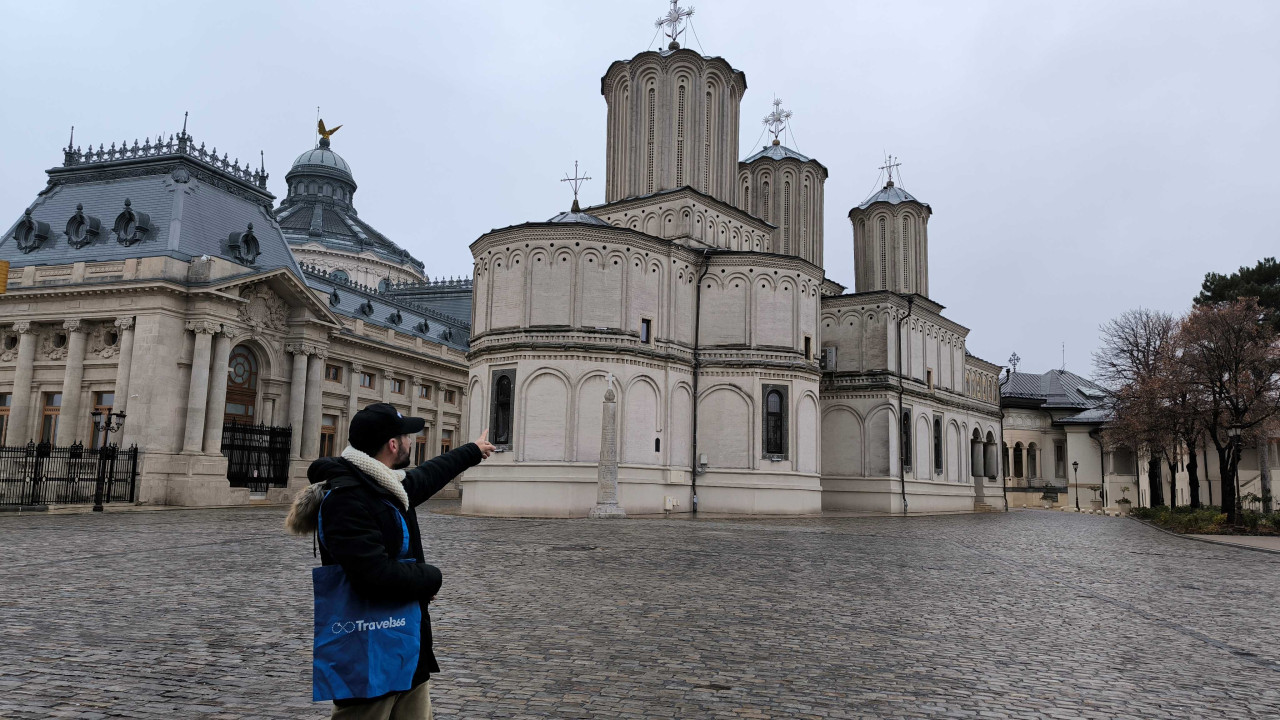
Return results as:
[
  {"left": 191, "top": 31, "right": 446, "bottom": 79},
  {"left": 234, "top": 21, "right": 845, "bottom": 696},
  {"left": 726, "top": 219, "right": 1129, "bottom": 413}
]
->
[
  {"left": 856, "top": 179, "right": 927, "bottom": 210},
  {"left": 287, "top": 137, "right": 353, "bottom": 184}
]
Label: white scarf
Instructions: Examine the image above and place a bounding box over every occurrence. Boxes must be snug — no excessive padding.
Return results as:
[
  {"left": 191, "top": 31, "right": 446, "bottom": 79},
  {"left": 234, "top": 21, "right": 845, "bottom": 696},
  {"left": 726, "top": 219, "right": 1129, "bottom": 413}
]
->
[{"left": 341, "top": 445, "right": 410, "bottom": 510}]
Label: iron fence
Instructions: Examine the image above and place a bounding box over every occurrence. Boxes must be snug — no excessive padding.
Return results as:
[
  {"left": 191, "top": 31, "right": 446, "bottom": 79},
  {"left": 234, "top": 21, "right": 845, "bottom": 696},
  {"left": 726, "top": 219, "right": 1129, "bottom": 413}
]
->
[
  {"left": 0, "top": 442, "right": 139, "bottom": 506},
  {"left": 221, "top": 420, "right": 292, "bottom": 493}
]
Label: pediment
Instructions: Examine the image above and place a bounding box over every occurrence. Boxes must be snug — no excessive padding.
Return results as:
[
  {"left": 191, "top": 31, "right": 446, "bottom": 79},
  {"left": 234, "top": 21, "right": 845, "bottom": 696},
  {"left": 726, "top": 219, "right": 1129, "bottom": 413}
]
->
[{"left": 203, "top": 267, "right": 342, "bottom": 330}]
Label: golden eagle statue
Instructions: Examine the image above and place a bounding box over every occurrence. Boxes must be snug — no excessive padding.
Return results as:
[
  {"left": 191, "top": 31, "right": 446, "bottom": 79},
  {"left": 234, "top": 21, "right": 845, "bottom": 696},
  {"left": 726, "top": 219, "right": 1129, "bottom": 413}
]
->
[{"left": 317, "top": 119, "right": 342, "bottom": 140}]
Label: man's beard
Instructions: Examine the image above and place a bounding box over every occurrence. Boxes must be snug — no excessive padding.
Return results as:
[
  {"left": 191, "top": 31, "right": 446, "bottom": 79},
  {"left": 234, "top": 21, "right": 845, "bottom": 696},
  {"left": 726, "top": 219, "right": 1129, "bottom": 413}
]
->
[{"left": 392, "top": 442, "right": 412, "bottom": 470}]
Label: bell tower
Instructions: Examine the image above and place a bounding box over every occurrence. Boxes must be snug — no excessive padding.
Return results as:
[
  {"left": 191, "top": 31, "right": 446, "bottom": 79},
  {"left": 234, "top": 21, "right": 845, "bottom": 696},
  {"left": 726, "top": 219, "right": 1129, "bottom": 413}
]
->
[
  {"left": 848, "top": 158, "right": 932, "bottom": 296},
  {"left": 600, "top": 2, "right": 746, "bottom": 205}
]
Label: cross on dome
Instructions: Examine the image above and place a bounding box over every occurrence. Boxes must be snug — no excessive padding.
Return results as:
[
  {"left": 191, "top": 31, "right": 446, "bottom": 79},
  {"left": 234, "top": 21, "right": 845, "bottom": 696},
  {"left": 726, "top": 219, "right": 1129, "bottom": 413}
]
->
[
  {"left": 655, "top": 0, "right": 694, "bottom": 50},
  {"left": 1009, "top": 352, "right": 1021, "bottom": 373},
  {"left": 763, "top": 98, "right": 793, "bottom": 145},
  {"left": 561, "top": 160, "right": 592, "bottom": 212},
  {"left": 879, "top": 154, "right": 902, "bottom": 186}
]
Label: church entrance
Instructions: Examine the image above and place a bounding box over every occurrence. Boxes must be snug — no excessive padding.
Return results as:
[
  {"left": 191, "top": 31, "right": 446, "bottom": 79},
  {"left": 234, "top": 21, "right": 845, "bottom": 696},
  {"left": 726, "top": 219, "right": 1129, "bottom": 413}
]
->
[
  {"left": 224, "top": 345, "right": 258, "bottom": 423},
  {"left": 218, "top": 345, "right": 291, "bottom": 493}
]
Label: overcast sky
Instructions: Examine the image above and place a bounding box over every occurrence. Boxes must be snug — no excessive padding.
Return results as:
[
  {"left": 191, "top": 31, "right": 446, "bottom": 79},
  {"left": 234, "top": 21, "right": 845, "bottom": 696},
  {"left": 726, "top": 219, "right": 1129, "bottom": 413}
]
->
[{"left": 3, "top": 1, "right": 1277, "bottom": 376}]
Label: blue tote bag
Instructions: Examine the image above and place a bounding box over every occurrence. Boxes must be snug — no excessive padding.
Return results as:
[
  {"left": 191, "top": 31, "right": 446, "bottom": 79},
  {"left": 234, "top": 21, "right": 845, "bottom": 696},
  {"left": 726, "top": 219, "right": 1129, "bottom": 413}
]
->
[{"left": 313, "top": 498, "right": 422, "bottom": 702}]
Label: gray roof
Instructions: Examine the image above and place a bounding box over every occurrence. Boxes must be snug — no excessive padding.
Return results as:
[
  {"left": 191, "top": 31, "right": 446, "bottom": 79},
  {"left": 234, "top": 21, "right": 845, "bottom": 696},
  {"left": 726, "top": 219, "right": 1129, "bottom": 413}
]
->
[
  {"left": 547, "top": 206, "right": 609, "bottom": 225},
  {"left": 856, "top": 180, "right": 929, "bottom": 210},
  {"left": 743, "top": 142, "right": 813, "bottom": 164},
  {"left": 1001, "top": 368, "right": 1109, "bottom": 411},
  {"left": 390, "top": 279, "right": 474, "bottom": 321},
  {"left": 300, "top": 262, "right": 470, "bottom": 352},
  {"left": 291, "top": 143, "right": 352, "bottom": 178},
  {"left": 1, "top": 133, "right": 301, "bottom": 278}
]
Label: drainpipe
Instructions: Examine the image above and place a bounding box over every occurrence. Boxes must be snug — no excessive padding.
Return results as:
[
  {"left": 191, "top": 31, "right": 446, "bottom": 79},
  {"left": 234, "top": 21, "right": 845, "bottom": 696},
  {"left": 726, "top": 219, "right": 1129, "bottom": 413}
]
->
[
  {"left": 896, "top": 295, "right": 914, "bottom": 515},
  {"left": 690, "top": 250, "right": 712, "bottom": 515}
]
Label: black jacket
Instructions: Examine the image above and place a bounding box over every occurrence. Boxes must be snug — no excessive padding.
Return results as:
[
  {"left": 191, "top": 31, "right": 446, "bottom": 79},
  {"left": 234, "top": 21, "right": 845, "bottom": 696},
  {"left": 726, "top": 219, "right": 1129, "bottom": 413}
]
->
[{"left": 307, "top": 443, "right": 483, "bottom": 693}]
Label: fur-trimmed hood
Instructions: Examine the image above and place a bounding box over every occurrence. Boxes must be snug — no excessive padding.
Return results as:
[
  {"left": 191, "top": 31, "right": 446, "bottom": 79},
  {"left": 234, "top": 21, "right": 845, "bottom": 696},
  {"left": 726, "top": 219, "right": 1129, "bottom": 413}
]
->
[{"left": 283, "top": 457, "right": 350, "bottom": 535}]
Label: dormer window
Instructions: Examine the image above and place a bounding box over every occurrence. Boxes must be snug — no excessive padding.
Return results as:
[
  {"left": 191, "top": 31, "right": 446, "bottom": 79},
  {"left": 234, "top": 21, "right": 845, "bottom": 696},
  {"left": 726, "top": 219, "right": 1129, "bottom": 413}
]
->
[
  {"left": 112, "top": 198, "right": 151, "bottom": 247},
  {"left": 65, "top": 204, "right": 101, "bottom": 249},
  {"left": 226, "top": 222, "right": 261, "bottom": 265},
  {"left": 11, "top": 208, "right": 50, "bottom": 254},
  {"left": 358, "top": 299, "right": 374, "bottom": 316}
]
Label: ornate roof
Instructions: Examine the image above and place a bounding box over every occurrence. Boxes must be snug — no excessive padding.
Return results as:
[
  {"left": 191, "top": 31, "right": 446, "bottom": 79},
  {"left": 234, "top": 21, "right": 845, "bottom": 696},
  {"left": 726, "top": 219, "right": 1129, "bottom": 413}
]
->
[
  {"left": 276, "top": 135, "right": 424, "bottom": 276},
  {"left": 0, "top": 130, "right": 300, "bottom": 278},
  {"left": 856, "top": 179, "right": 929, "bottom": 210}
]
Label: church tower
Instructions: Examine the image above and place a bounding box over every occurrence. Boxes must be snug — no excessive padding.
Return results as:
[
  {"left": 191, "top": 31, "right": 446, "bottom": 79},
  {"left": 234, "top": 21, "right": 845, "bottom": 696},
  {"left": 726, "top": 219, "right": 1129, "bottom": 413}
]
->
[
  {"left": 600, "top": 4, "right": 746, "bottom": 205},
  {"left": 848, "top": 160, "right": 931, "bottom": 296},
  {"left": 738, "top": 100, "right": 828, "bottom": 267}
]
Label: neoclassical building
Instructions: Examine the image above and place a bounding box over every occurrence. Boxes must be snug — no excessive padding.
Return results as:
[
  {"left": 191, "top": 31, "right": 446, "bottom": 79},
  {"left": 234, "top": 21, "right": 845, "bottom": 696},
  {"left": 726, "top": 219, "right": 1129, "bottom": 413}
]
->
[
  {"left": 462, "top": 22, "right": 1005, "bottom": 517},
  {"left": 1, "top": 129, "right": 470, "bottom": 505}
]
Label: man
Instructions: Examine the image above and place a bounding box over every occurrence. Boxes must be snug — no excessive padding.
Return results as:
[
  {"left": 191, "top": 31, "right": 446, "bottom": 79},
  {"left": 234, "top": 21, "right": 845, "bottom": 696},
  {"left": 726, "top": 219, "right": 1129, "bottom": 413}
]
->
[{"left": 287, "top": 402, "right": 495, "bottom": 719}]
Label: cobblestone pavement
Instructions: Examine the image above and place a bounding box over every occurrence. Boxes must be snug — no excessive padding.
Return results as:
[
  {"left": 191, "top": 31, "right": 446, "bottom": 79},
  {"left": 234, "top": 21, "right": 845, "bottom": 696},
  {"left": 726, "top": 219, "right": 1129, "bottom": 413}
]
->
[{"left": 2, "top": 504, "right": 1279, "bottom": 719}]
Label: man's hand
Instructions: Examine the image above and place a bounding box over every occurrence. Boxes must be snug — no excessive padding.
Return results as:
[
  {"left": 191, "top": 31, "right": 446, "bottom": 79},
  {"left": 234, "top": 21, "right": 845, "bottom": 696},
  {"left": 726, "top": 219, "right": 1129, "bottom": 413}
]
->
[{"left": 475, "top": 429, "right": 496, "bottom": 459}]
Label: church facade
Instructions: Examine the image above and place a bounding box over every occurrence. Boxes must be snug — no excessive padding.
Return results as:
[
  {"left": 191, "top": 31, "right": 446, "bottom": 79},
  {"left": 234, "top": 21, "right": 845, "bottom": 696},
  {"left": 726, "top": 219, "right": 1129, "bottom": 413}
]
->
[{"left": 463, "top": 28, "right": 1005, "bottom": 517}]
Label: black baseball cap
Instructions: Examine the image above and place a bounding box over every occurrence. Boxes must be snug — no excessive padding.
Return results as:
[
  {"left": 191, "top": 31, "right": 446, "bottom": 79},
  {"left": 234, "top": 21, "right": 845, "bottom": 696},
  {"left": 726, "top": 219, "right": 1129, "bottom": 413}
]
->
[{"left": 348, "top": 402, "right": 426, "bottom": 455}]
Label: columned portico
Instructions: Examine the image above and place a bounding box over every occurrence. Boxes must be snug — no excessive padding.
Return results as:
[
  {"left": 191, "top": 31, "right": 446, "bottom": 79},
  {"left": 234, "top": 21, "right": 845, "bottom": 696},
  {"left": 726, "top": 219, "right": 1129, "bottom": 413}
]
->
[
  {"left": 8, "top": 322, "right": 36, "bottom": 444},
  {"left": 182, "top": 321, "right": 219, "bottom": 454},
  {"left": 202, "top": 328, "right": 236, "bottom": 454},
  {"left": 55, "top": 319, "right": 88, "bottom": 445}
]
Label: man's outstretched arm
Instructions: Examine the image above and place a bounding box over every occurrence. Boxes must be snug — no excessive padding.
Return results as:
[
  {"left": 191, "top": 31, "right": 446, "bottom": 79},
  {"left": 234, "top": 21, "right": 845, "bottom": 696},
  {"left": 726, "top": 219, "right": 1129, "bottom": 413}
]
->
[{"left": 403, "top": 429, "right": 496, "bottom": 506}]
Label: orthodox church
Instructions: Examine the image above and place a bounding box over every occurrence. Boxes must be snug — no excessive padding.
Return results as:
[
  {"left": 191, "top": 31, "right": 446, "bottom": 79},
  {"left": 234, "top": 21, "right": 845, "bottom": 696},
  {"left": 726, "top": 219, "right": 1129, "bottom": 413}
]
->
[{"left": 463, "top": 7, "right": 1005, "bottom": 516}]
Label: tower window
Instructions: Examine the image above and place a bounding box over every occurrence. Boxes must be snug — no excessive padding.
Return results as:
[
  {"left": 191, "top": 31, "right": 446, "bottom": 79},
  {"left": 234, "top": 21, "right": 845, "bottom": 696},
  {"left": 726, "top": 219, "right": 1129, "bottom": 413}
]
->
[
  {"left": 783, "top": 181, "right": 791, "bottom": 254},
  {"left": 762, "top": 181, "right": 770, "bottom": 223},
  {"left": 762, "top": 385, "right": 788, "bottom": 458},
  {"left": 902, "top": 216, "right": 911, "bottom": 291},
  {"left": 704, "top": 90, "right": 713, "bottom": 193},
  {"left": 646, "top": 87, "right": 656, "bottom": 194},
  {"left": 490, "top": 369, "right": 515, "bottom": 448},
  {"left": 934, "top": 416, "right": 943, "bottom": 474},
  {"left": 640, "top": 318, "right": 653, "bottom": 344},
  {"left": 676, "top": 85, "right": 686, "bottom": 187},
  {"left": 878, "top": 217, "right": 887, "bottom": 290},
  {"left": 804, "top": 335, "right": 812, "bottom": 360},
  {"left": 901, "top": 407, "right": 912, "bottom": 471}
]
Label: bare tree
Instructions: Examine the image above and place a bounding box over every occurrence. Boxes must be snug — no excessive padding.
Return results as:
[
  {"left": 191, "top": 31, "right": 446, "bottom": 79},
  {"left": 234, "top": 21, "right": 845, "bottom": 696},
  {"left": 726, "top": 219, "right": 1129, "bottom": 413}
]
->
[{"left": 1178, "top": 299, "right": 1280, "bottom": 524}]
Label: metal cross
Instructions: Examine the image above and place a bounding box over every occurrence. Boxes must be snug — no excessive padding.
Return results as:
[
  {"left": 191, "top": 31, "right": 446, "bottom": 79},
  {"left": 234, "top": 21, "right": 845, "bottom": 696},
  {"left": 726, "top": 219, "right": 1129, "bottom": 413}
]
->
[
  {"left": 561, "top": 160, "right": 591, "bottom": 211},
  {"left": 879, "top": 155, "right": 901, "bottom": 184},
  {"left": 655, "top": 0, "right": 695, "bottom": 49},
  {"left": 1009, "top": 351, "right": 1021, "bottom": 374},
  {"left": 762, "top": 97, "right": 792, "bottom": 144}
]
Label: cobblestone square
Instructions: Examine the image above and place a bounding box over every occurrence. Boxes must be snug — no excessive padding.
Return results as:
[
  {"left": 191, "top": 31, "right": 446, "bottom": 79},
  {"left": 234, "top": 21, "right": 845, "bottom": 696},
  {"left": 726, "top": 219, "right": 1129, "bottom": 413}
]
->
[{"left": 2, "top": 504, "right": 1278, "bottom": 719}]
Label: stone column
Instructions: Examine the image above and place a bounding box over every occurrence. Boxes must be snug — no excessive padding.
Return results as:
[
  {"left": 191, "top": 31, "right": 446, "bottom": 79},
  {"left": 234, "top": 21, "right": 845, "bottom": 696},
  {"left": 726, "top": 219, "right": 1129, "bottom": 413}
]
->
[
  {"left": 286, "top": 345, "right": 308, "bottom": 459},
  {"left": 112, "top": 317, "right": 136, "bottom": 417},
  {"left": 984, "top": 442, "right": 998, "bottom": 479},
  {"left": 55, "top": 320, "right": 89, "bottom": 446},
  {"left": 589, "top": 377, "right": 626, "bottom": 519},
  {"left": 182, "top": 321, "right": 219, "bottom": 453},
  {"left": 202, "top": 327, "right": 236, "bottom": 454},
  {"left": 300, "top": 348, "right": 327, "bottom": 459},
  {"left": 345, "top": 362, "right": 362, "bottom": 449},
  {"left": 8, "top": 322, "right": 37, "bottom": 444},
  {"left": 971, "top": 440, "right": 983, "bottom": 479}
]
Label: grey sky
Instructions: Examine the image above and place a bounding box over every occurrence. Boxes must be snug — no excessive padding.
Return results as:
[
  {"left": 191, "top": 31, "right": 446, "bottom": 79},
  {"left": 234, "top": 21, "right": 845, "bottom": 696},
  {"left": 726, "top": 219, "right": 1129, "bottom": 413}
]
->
[{"left": 3, "top": 1, "right": 1277, "bottom": 376}]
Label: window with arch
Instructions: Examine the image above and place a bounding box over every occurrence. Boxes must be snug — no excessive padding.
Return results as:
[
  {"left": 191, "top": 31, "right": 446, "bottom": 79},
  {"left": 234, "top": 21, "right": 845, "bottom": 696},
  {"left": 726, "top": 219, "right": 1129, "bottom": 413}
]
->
[
  {"left": 743, "top": 181, "right": 750, "bottom": 213},
  {"left": 703, "top": 90, "right": 713, "bottom": 192},
  {"left": 330, "top": 269, "right": 349, "bottom": 283},
  {"left": 1013, "top": 442, "right": 1025, "bottom": 478},
  {"left": 762, "top": 384, "right": 788, "bottom": 458},
  {"left": 676, "top": 84, "right": 686, "bottom": 187},
  {"left": 224, "top": 345, "right": 258, "bottom": 423},
  {"left": 762, "top": 180, "right": 770, "bottom": 222},
  {"left": 801, "top": 182, "right": 810, "bottom": 258},
  {"left": 307, "top": 182, "right": 316, "bottom": 194},
  {"left": 901, "top": 216, "right": 911, "bottom": 291},
  {"left": 782, "top": 181, "right": 791, "bottom": 253},
  {"left": 878, "top": 217, "right": 887, "bottom": 290},
  {"left": 901, "top": 407, "right": 912, "bottom": 471},
  {"left": 934, "top": 416, "right": 944, "bottom": 474},
  {"left": 645, "top": 87, "right": 656, "bottom": 194},
  {"left": 489, "top": 369, "right": 515, "bottom": 449}
]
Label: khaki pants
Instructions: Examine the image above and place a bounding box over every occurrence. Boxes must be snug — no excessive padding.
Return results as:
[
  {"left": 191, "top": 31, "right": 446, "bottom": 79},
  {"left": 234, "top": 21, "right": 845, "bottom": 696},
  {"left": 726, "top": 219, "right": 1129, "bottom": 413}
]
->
[{"left": 331, "top": 681, "right": 432, "bottom": 720}]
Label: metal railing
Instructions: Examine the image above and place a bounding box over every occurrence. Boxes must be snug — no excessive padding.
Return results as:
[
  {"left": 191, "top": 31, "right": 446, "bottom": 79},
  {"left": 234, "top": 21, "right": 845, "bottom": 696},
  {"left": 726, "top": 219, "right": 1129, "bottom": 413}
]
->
[
  {"left": 221, "top": 420, "right": 291, "bottom": 493},
  {"left": 0, "top": 442, "right": 139, "bottom": 506}
]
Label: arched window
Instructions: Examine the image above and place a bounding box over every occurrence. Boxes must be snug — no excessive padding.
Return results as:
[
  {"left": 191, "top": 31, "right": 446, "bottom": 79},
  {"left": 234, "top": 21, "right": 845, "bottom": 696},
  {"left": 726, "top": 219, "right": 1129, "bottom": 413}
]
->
[
  {"left": 783, "top": 181, "right": 791, "bottom": 253},
  {"left": 330, "top": 269, "right": 349, "bottom": 283},
  {"left": 646, "top": 87, "right": 656, "bottom": 194},
  {"left": 764, "top": 389, "right": 785, "bottom": 456},
  {"left": 323, "top": 183, "right": 332, "bottom": 196},
  {"left": 1028, "top": 442, "right": 1039, "bottom": 479},
  {"left": 307, "top": 182, "right": 316, "bottom": 194},
  {"left": 901, "top": 216, "right": 911, "bottom": 291},
  {"left": 933, "top": 416, "right": 943, "bottom": 474},
  {"left": 901, "top": 408, "right": 912, "bottom": 471},
  {"left": 704, "top": 90, "right": 713, "bottom": 193},
  {"left": 878, "top": 217, "right": 887, "bottom": 290},
  {"left": 491, "top": 373, "right": 513, "bottom": 446},
  {"left": 224, "top": 345, "right": 258, "bottom": 423},
  {"left": 762, "top": 181, "right": 770, "bottom": 222},
  {"left": 377, "top": 278, "right": 389, "bottom": 293},
  {"left": 676, "top": 84, "right": 686, "bottom": 187},
  {"left": 1002, "top": 442, "right": 1010, "bottom": 477},
  {"left": 1013, "top": 442, "right": 1025, "bottom": 478},
  {"left": 801, "top": 182, "right": 810, "bottom": 259}
]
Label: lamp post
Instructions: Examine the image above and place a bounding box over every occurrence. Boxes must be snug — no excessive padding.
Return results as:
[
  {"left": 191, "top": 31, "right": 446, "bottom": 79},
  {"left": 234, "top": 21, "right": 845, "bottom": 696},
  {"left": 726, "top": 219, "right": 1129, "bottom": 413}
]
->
[
  {"left": 1072, "top": 460, "right": 1080, "bottom": 512},
  {"left": 90, "top": 409, "right": 126, "bottom": 512}
]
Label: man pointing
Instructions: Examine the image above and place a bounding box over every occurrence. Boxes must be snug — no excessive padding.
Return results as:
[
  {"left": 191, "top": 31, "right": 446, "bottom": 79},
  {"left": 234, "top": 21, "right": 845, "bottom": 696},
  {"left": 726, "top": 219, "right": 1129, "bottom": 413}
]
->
[{"left": 287, "top": 402, "right": 495, "bottom": 719}]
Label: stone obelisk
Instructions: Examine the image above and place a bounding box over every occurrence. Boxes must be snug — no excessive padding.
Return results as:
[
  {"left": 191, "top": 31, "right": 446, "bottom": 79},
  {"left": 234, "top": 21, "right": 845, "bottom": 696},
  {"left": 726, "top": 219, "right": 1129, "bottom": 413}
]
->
[{"left": 588, "top": 378, "right": 626, "bottom": 519}]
